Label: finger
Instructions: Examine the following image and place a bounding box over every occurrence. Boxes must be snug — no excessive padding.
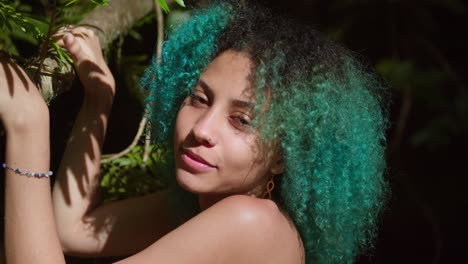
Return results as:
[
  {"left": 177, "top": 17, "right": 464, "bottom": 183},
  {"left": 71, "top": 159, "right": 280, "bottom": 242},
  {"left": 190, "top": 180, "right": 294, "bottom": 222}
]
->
[
  {"left": 54, "top": 38, "right": 65, "bottom": 48},
  {"left": 63, "top": 33, "right": 82, "bottom": 62},
  {"left": 57, "top": 24, "right": 74, "bottom": 32},
  {"left": 51, "top": 25, "right": 74, "bottom": 41},
  {"left": 51, "top": 32, "right": 65, "bottom": 43}
]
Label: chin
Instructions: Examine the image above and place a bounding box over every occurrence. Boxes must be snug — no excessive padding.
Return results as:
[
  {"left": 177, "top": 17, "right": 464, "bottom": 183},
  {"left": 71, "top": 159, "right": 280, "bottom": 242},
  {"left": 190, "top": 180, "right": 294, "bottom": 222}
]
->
[{"left": 175, "top": 168, "right": 205, "bottom": 194}]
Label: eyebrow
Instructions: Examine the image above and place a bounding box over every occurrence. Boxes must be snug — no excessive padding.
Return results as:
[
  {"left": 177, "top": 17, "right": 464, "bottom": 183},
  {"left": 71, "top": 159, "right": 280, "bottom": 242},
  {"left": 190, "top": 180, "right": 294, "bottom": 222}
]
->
[{"left": 197, "top": 79, "right": 254, "bottom": 109}]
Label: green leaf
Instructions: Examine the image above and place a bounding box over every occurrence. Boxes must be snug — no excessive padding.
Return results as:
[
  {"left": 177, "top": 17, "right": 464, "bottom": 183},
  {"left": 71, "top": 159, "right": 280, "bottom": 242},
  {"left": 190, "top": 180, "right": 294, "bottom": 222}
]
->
[
  {"left": 158, "top": 0, "right": 170, "bottom": 13},
  {"left": 65, "top": 0, "right": 79, "bottom": 7},
  {"left": 91, "top": 0, "right": 109, "bottom": 6},
  {"left": 4, "top": 19, "right": 12, "bottom": 31},
  {"left": 175, "top": 0, "right": 186, "bottom": 8},
  {"left": 51, "top": 42, "right": 71, "bottom": 68}
]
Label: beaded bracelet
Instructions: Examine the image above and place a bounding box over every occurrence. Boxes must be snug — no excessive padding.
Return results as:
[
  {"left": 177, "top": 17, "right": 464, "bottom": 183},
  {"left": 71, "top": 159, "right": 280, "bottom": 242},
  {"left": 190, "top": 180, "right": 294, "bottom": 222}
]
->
[{"left": 2, "top": 163, "right": 53, "bottom": 178}]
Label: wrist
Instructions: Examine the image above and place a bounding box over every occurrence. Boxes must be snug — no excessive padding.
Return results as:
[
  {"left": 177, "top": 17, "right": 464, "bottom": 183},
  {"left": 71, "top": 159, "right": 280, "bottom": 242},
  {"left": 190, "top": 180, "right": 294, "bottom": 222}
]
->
[
  {"left": 83, "top": 90, "right": 114, "bottom": 112},
  {"left": 84, "top": 83, "right": 116, "bottom": 98},
  {"left": 83, "top": 74, "right": 116, "bottom": 98},
  {"left": 4, "top": 104, "right": 49, "bottom": 136}
]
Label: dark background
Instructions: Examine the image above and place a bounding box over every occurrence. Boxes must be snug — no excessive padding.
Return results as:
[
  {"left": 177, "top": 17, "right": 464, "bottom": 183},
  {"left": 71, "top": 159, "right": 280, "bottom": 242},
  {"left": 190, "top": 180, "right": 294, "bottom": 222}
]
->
[
  {"left": 266, "top": 1, "right": 468, "bottom": 263},
  {"left": 272, "top": 1, "right": 468, "bottom": 263}
]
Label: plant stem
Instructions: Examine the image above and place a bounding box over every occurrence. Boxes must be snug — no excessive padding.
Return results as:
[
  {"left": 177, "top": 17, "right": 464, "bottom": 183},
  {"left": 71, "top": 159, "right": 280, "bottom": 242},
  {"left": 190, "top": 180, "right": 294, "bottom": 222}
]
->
[
  {"left": 35, "top": 0, "right": 57, "bottom": 87},
  {"left": 143, "top": 0, "right": 165, "bottom": 163},
  {"left": 102, "top": 0, "right": 166, "bottom": 164}
]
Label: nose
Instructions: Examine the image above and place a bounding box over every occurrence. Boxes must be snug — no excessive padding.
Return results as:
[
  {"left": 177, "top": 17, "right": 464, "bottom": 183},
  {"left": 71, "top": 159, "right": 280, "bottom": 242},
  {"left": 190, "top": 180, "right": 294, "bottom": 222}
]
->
[{"left": 191, "top": 110, "right": 218, "bottom": 147}]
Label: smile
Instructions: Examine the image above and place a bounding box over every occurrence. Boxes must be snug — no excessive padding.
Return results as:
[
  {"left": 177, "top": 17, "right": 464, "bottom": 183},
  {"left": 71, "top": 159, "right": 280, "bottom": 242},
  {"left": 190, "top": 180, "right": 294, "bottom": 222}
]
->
[{"left": 181, "top": 149, "right": 216, "bottom": 172}]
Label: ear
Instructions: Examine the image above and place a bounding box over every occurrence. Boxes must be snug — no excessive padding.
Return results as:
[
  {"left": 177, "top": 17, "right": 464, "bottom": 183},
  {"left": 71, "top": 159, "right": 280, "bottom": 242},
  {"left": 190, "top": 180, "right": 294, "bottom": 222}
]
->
[{"left": 270, "top": 156, "right": 284, "bottom": 175}]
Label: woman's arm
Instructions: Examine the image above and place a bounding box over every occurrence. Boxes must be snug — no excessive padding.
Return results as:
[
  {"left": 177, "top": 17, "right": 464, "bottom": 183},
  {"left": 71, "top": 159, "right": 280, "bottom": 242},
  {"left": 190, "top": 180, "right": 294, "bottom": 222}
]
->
[
  {"left": 51, "top": 28, "right": 175, "bottom": 257},
  {"left": 51, "top": 28, "right": 116, "bottom": 253},
  {"left": 1, "top": 55, "right": 65, "bottom": 264}
]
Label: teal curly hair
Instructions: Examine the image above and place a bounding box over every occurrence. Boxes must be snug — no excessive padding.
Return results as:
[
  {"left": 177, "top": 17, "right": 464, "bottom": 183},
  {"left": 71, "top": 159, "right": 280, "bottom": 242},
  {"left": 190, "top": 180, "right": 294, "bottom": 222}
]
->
[{"left": 140, "top": 1, "right": 389, "bottom": 263}]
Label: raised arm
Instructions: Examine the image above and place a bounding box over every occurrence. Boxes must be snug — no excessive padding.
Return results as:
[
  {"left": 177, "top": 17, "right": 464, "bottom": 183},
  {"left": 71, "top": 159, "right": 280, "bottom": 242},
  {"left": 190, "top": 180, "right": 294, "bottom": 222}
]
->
[
  {"left": 51, "top": 27, "right": 175, "bottom": 257},
  {"left": 51, "top": 26, "right": 116, "bottom": 253},
  {"left": 1, "top": 54, "right": 65, "bottom": 264}
]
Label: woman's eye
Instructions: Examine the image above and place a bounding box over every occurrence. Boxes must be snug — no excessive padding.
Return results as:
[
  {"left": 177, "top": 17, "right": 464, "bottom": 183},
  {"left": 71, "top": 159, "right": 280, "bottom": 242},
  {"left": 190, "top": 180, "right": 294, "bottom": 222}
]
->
[
  {"left": 230, "top": 114, "right": 252, "bottom": 130},
  {"left": 237, "top": 117, "right": 251, "bottom": 126},
  {"left": 190, "top": 94, "right": 208, "bottom": 107}
]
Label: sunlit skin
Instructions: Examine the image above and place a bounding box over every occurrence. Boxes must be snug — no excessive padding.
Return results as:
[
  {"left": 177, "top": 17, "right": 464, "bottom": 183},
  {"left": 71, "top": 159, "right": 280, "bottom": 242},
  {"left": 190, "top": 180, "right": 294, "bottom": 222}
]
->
[{"left": 174, "top": 51, "right": 280, "bottom": 210}]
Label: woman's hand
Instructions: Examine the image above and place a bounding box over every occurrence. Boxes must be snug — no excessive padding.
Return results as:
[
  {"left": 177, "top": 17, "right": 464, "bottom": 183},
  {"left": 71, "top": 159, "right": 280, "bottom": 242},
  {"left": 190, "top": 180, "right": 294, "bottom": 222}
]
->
[
  {"left": 54, "top": 26, "right": 115, "bottom": 98},
  {"left": 0, "top": 53, "right": 49, "bottom": 134}
]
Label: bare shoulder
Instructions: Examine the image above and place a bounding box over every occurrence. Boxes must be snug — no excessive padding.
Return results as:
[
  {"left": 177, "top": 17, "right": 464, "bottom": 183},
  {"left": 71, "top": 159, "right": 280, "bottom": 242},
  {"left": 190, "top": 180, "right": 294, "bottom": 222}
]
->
[
  {"left": 208, "top": 194, "right": 284, "bottom": 225},
  {"left": 118, "top": 194, "right": 304, "bottom": 264},
  {"left": 201, "top": 195, "right": 305, "bottom": 263}
]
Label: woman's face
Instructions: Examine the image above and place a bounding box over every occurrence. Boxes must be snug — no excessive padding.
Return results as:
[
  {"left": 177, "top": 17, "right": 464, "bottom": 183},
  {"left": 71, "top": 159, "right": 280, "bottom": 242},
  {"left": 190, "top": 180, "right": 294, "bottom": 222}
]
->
[{"left": 174, "top": 50, "right": 277, "bottom": 197}]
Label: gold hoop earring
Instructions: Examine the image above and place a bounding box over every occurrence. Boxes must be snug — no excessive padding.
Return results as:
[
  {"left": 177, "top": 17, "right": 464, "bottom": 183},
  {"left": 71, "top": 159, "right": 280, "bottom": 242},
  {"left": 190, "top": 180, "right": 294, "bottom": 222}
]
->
[{"left": 262, "top": 174, "right": 276, "bottom": 199}]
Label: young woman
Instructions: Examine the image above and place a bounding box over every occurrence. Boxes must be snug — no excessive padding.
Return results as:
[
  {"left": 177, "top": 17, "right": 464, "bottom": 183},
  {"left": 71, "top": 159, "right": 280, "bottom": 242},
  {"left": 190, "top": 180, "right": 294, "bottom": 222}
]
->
[{"left": 2, "top": 1, "right": 388, "bottom": 263}]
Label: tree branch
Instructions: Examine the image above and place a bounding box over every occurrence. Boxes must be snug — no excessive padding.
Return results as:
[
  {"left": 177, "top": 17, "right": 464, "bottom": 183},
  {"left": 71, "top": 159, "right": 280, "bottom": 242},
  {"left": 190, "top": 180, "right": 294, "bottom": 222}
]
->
[
  {"left": 38, "top": 0, "right": 174, "bottom": 103},
  {"left": 103, "top": 0, "right": 166, "bottom": 163},
  {"left": 143, "top": 0, "right": 165, "bottom": 163}
]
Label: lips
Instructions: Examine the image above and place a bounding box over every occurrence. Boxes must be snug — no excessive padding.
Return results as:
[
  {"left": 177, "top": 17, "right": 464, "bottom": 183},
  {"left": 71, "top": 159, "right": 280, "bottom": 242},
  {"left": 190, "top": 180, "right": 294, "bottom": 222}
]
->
[{"left": 180, "top": 148, "right": 216, "bottom": 172}]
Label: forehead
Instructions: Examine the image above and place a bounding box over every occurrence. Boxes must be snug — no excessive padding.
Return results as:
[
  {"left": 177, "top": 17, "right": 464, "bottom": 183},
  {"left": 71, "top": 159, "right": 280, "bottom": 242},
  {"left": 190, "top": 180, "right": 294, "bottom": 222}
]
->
[{"left": 198, "top": 50, "right": 254, "bottom": 99}]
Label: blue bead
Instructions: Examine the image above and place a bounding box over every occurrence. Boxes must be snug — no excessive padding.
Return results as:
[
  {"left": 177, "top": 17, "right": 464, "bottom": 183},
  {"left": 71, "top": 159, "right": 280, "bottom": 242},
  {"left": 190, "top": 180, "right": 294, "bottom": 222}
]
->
[{"left": 2, "top": 163, "right": 6, "bottom": 168}]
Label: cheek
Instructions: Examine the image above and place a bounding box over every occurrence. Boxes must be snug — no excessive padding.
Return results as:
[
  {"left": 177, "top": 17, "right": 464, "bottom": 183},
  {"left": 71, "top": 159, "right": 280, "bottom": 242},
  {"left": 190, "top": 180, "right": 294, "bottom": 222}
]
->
[
  {"left": 222, "top": 136, "right": 269, "bottom": 181},
  {"left": 174, "top": 107, "right": 192, "bottom": 141}
]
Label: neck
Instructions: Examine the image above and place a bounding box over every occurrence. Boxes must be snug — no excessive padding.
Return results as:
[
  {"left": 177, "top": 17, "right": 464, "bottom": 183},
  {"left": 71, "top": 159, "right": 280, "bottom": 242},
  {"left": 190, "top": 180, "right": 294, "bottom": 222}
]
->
[
  {"left": 198, "top": 193, "right": 230, "bottom": 211},
  {"left": 197, "top": 173, "right": 274, "bottom": 210},
  {"left": 197, "top": 188, "right": 266, "bottom": 211}
]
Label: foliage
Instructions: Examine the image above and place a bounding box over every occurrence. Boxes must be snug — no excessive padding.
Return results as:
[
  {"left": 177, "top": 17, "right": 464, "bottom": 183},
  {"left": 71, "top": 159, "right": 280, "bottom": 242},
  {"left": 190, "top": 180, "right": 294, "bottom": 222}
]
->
[
  {"left": 65, "top": 0, "right": 109, "bottom": 7},
  {"left": 158, "top": 0, "right": 185, "bottom": 13},
  {"left": 100, "top": 145, "right": 172, "bottom": 201},
  {"left": 0, "top": 0, "right": 188, "bottom": 210},
  {"left": 0, "top": 1, "right": 46, "bottom": 55},
  {"left": 0, "top": 0, "right": 107, "bottom": 69}
]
